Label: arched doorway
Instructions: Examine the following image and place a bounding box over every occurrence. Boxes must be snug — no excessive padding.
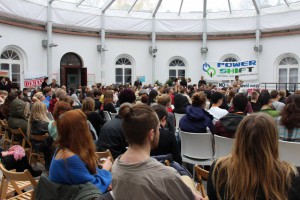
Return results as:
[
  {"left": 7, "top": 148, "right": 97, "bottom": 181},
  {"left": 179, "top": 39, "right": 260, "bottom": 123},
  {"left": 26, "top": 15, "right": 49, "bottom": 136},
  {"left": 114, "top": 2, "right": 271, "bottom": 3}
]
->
[{"left": 60, "top": 53, "right": 87, "bottom": 89}]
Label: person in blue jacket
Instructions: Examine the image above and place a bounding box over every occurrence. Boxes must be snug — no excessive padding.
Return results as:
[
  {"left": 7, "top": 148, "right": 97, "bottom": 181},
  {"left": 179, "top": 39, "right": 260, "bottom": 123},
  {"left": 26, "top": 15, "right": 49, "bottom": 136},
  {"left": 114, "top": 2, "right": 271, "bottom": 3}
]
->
[
  {"left": 179, "top": 92, "right": 215, "bottom": 134},
  {"left": 49, "top": 109, "right": 112, "bottom": 193}
]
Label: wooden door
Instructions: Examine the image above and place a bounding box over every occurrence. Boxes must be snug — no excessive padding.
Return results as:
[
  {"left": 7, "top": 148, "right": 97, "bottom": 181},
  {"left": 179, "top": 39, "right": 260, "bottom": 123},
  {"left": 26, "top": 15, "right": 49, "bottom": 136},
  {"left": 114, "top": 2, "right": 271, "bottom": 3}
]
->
[{"left": 81, "top": 68, "right": 87, "bottom": 86}]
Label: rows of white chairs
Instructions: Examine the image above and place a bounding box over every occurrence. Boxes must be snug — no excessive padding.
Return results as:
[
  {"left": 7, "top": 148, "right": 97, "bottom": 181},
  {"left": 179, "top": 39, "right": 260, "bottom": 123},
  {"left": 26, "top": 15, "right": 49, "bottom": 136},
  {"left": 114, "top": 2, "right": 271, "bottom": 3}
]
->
[{"left": 179, "top": 130, "right": 300, "bottom": 170}]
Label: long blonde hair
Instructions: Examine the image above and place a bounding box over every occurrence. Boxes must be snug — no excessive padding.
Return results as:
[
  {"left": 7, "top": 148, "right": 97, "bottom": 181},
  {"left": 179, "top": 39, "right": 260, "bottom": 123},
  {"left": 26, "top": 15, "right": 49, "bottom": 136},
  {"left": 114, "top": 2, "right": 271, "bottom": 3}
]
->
[
  {"left": 27, "top": 101, "right": 50, "bottom": 136},
  {"left": 212, "top": 113, "right": 297, "bottom": 200},
  {"left": 56, "top": 109, "right": 98, "bottom": 174}
]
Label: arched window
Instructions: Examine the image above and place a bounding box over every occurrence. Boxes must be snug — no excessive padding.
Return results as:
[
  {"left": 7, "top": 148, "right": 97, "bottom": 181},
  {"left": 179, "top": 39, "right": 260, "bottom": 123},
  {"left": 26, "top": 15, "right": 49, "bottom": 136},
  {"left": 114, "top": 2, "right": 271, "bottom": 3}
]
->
[
  {"left": 223, "top": 57, "right": 238, "bottom": 62},
  {"left": 0, "top": 50, "right": 21, "bottom": 89},
  {"left": 115, "top": 57, "right": 132, "bottom": 85},
  {"left": 169, "top": 58, "right": 186, "bottom": 81},
  {"left": 278, "top": 56, "right": 299, "bottom": 91},
  {"left": 221, "top": 54, "right": 240, "bottom": 62}
]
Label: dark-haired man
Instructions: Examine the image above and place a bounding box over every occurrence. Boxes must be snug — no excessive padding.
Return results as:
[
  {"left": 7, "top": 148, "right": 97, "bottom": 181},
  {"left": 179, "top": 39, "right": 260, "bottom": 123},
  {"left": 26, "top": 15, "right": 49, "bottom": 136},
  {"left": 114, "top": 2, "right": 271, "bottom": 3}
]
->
[
  {"left": 41, "top": 77, "right": 49, "bottom": 90},
  {"left": 215, "top": 93, "right": 248, "bottom": 138},
  {"left": 208, "top": 92, "right": 228, "bottom": 123},
  {"left": 97, "top": 89, "right": 136, "bottom": 159}
]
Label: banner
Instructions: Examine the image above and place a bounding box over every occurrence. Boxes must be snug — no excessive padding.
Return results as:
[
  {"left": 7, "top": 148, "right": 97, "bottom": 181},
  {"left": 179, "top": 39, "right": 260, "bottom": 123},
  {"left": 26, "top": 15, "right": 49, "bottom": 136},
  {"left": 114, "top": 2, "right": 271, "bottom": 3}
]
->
[
  {"left": 24, "top": 73, "right": 46, "bottom": 88},
  {"left": 218, "top": 82, "right": 260, "bottom": 89},
  {"left": 202, "top": 60, "right": 258, "bottom": 81}
]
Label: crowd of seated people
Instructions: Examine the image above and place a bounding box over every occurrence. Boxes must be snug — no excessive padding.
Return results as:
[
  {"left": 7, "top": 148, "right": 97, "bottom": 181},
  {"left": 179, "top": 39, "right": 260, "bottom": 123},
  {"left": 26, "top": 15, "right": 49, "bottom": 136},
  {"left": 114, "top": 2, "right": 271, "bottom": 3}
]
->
[{"left": 0, "top": 77, "right": 299, "bottom": 199}]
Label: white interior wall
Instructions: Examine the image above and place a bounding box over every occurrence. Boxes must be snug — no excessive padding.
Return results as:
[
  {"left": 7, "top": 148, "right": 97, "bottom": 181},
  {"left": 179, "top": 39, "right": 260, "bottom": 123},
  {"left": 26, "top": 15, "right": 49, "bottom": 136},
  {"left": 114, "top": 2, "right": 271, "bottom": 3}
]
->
[{"left": 0, "top": 22, "right": 299, "bottom": 88}]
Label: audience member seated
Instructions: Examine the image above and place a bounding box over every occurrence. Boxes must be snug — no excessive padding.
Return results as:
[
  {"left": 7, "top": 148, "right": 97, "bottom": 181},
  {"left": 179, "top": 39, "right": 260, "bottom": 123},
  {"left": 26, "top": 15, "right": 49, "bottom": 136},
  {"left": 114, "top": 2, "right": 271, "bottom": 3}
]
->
[
  {"left": 271, "top": 90, "right": 285, "bottom": 111},
  {"left": 214, "top": 93, "right": 248, "bottom": 138},
  {"left": 103, "top": 90, "right": 117, "bottom": 113},
  {"left": 147, "top": 89, "right": 158, "bottom": 106},
  {"left": 69, "top": 88, "right": 81, "bottom": 109},
  {"left": 97, "top": 89, "right": 136, "bottom": 159},
  {"left": 156, "top": 94, "right": 176, "bottom": 134},
  {"left": 8, "top": 94, "right": 30, "bottom": 134},
  {"left": 278, "top": 94, "right": 300, "bottom": 142},
  {"left": 48, "top": 101, "right": 72, "bottom": 141},
  {"left": 250, "top": 90, "right": 261, "bottom": 112},
  {"left": 173, "top": 86, "right": 191, "bottom": 114},
  {"left": 279, "top": 90, "right": 287, "bottom": 104},
  {"left": 179, "top": 92, "right": 215, "bottom": 134},
  {"left": 82, "top": 97, "right": 106, "bottom": 137},
  {"left": 49, "top": 109, "right": 112, "bottom": 194},
  {"left": 0, "top": 92, "right": 17, "bottom": 120},
  {"left": 258, "top": 91, "right": 280, "bottom": 118},
  {"left": 112, "top": 103, "right": 203, "bottom": 200},
  {"left": 208, "top": 92, "right": 228, "bottom": 123},
  {"left": 150, "top": 104, "right": 182, "bottom": 164},
  {"left": 27, "top": 101, "right": 52, "bottom": 170},
  {"left": 93, "top": 89, "right": 102, "bottom": 112},
  {"left": 208, "top": 113, "right": 300, "bottom": 200}
]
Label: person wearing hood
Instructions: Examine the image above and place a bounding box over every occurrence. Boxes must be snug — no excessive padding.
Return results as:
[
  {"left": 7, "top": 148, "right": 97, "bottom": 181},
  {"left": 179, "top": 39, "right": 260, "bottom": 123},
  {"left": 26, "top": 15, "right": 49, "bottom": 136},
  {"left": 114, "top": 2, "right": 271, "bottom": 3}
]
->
[
  {"left": 179, "top": 92, "right": 215, "bottom": 134},
  {"left": 215, "top": 93, "right": 248, "bottom": 138}
]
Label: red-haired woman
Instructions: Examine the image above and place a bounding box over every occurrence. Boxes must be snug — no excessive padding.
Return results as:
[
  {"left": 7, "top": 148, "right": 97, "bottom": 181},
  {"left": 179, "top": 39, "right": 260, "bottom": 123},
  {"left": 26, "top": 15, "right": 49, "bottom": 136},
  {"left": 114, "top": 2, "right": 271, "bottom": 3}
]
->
[{"left": 49, "top": 109, "right": 112, "bottom": 193}]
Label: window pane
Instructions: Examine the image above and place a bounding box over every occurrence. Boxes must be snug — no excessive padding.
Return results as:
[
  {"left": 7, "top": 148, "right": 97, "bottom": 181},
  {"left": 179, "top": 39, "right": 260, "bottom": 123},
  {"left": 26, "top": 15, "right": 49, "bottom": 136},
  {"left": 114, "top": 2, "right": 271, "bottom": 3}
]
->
[
  {"left": 1, "top": 63, "right": 9, "bottom": 70},
  {"left": 116, "top": 68, "right": 123, "bottom": 75},
  {"left": 12, "top": 64, "right": 20, "bottom": 73},
  {"left": 169, "top": 70, "right": 176, "bottom": 77},
  {"left": 289, "top": 68, "right": 298, "bottom": 91},
  {"left": 12, "top": 74, "right": 20, "bottom": 82},
  {"left": 116, "top": 76, "right": 123, "bottom": 83},
  {"left": 279, "top": 68, "right": 287, "bottom": 90},
  {"left": 125, "top": 76, "right": 132, "bottom": 84},
  {"left": 178, "top": 70, "right": 185, "bottom": 77},
  {"left": 124, "top": 68, "right": 132, "bottom": 75}
]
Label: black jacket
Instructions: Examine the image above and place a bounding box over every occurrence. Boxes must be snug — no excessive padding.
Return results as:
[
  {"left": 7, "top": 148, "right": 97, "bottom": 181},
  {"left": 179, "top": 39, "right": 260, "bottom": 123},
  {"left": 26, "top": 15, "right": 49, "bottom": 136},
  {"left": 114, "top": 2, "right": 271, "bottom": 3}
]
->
[
  {"left": 151, "top": 128, "right": 182, "bottom": 164},
  {"left": 96, "top": 116, "right": 127, "bottom": 159}
]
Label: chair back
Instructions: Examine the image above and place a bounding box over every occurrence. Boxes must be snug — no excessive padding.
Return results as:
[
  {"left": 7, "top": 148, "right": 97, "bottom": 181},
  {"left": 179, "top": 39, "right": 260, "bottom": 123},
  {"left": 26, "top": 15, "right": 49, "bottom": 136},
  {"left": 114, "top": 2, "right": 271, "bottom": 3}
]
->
[
  {"left": 0, "top": 163, "right": 37, "bottom": 198},
  {"left": 179, "top": 130, "right": 214, "bottom": 160},
  {"left": 30, "top": 133, "right": 49, "bottom": 141},
  {"left": 195, "top": 165, "right": 209, "bottom": 198},
  {"left": 96, "top": 149, "right": 114, "bottom": 165},
  {"left": 103, "top": 111, "right": 112, "bottom": 121},
  {"left": 214, "top": 135, "right": 235, "bottom": 159},
  {"left": 278, "top": 140, "right": 300, "bottom": 166},
  {"left": 174, "top": 113, "right": 185, "bottom": 129}
]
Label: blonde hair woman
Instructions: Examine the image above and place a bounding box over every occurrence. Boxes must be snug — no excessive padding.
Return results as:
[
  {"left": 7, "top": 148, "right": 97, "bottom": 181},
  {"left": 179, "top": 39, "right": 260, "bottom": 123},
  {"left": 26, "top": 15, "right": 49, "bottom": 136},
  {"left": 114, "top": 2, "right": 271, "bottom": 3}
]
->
[
  {"left": 103, "top": 90, "right": 117, "bottom": 113},
  {"left": 208, "top": 113, "right": 300, "bottom": 200},
  {"left": 27, "top": 101, "right": 51, "bottom": 170}
]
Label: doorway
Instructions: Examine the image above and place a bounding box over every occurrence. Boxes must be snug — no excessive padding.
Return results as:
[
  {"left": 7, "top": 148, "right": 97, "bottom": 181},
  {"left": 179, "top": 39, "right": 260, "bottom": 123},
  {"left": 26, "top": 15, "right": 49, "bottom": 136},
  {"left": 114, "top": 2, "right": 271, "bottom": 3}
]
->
[{"left": 60, "top": 53, "right": 87, "bottom": 89}]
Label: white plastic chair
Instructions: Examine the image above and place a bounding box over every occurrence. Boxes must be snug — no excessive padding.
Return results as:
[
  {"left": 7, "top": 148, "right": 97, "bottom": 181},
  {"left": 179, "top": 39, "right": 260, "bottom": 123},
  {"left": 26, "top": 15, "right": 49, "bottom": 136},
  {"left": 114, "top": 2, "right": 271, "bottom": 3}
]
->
[
  {"left": 278, "top": 140, "right": 300, "bottom": 166},
  {"left": 214, "top": 135, "right": 235, "bottom": 159},
  {"left": 179, "top": 130, "right": 214, "bottom": 177},
  {"left": 103, "top": 111, "right": 112, "bottom": 121},
  {"left": 174, "top": 113, "right": 185, "bottom": 130}
]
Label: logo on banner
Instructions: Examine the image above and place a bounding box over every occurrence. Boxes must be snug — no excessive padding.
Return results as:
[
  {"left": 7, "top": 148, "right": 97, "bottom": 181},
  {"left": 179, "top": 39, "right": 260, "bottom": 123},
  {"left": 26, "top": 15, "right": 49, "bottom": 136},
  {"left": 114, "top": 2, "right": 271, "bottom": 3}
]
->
[{"left": 202, "top": 60, "right": 258, "bottom": 81}]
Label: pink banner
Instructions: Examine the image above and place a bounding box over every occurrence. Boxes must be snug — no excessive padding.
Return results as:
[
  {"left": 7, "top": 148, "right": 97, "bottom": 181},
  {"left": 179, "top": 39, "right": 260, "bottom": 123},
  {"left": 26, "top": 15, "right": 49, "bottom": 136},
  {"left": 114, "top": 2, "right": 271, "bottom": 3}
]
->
[{"left": 24, "top": 76, "right": 46, "bottom": 88}]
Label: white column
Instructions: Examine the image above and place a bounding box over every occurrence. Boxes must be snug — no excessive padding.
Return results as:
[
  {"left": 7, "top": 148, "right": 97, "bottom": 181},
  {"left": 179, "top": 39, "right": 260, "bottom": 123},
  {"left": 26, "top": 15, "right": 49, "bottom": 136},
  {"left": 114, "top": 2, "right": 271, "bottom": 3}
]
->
[
  {"left": 151, "top": 17, "right": 156, "bottom": 84},
  {"left": 100, "top": 14, "right": 106, "bottom": 84},
  {"left": 47, "top": 0, "right": 53, "bottom": 78}
]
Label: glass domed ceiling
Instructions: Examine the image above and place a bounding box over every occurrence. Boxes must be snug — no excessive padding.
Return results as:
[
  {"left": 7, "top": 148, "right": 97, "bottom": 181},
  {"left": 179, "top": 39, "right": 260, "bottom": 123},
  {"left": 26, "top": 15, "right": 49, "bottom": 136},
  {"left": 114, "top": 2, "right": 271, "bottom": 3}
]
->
[{"left": 26, "top": 0, "right": 300, "bottom": 14}]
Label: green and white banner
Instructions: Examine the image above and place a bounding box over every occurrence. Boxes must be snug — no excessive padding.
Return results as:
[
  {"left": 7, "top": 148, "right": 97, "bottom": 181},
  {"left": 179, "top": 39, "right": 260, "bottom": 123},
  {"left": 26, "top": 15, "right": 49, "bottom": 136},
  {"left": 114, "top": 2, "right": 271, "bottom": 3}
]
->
[{"left": 202, "top": 60, "right": 258, "bottom": 81}]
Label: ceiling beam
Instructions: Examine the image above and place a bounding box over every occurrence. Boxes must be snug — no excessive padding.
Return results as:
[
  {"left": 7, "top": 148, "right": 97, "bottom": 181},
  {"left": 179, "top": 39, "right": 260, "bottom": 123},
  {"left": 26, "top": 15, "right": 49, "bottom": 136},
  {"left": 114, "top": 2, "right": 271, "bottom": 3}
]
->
[
  {"left": 283, "top": 0, "right": 290, "bottom": 6},
  {"left": 178, "top": 0, "right": 184, "bottom": 16},
  {"left": 101, "top": 0, "right": 115, "bottom": 13},
  {"left": 228, "top": 0, "right": 232, "bottom": 14},
  {"left": 152, "top": 0, "right": 162, "bottom": 18},
  {"left": 128, "top": 0, "right": 139, "bottom": 13},
  {"left": 252, "top": 0, "right": 260, "bottom": 14},
  {"left": 76, "top": 0, "right": 85, "bottom": 7}
]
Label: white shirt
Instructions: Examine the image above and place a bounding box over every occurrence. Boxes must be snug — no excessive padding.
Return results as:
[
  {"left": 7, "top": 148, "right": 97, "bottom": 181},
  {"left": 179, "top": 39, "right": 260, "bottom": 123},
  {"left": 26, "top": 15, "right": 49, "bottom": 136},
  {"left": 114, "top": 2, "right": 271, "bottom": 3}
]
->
[{"left": 208, "top": 107, "right": 228, "bottom": 124}]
